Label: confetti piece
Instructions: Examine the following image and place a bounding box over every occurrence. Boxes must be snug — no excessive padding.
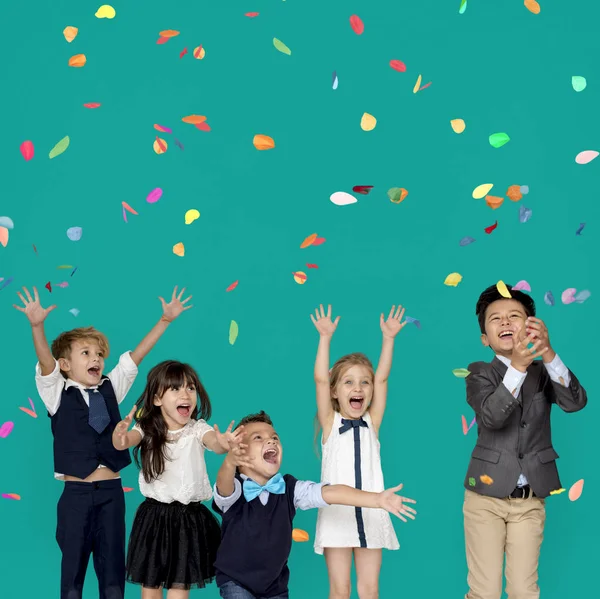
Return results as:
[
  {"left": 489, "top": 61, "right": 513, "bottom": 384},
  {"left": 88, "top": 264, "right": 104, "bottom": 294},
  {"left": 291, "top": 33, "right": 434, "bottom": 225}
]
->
[
  {"left": 182, "top": 115, "right": 207, "bottom": 125},
  {"left": 123, "top": 487, "right": 134, "bottom": 492},
  {"left": 193, "top": 46, "right": 206, "bottom": 59},
  {"left": 561, "top": 288, "right": 577, "bottom": 304},
  {"left": 405, "top": 316, "right": 421, "bottom": 329},
  {"left": 63, "top": 26, "right": 78, "bottom": 42},
  {"left": 485, "top": 195, "right": 504, "bottom": 210},
  {"left": 67, "top": 227, "right": 82, "bottom": 241},
  {"left": 506, "top": 186, "right": 523, "bottom": 202},
  {"left": 349, "top": 15, "right": 364, "bottom": 35},
  {"left": 95, "top": 5, "right": 116, "bottom": 18},
  {"left": 0, "top": 277, "right": 14, "bottom": 291},
  {"left": 173, "top": 243, "right": 185, "bottom": 257},
  {"left": 156, "top": 37, "right": 169, "bottom": 45},
  {"left": 69, "top": 308, "right": 80, "bottom": 317},
  {"left": 468, "top": 477, "right": 476, "bottom": 487},
  {"left": 146, "top": 188, "right": 163, "bottom": 204},
  {"left": 450, "top": 119, "right": 466, "bottom": 134},
  {"left": 550, "top": 488, "right": 566, "bottom": 495},
  {"left": 19, "top": 407, "right": 36, "bottom": 418},
  {"left": 489, "top": 133, "right": 510, "bottom": 148},
  {"left": 419, "top": 81, "right": 432, "bottom": 91},
  {"left": 353, "top": 185, "right": 373, "bottom": 195},
  {"left": 360, "top": 113, "right": 377, "bottom": 131},
  {"left": 179, "top": 48, "right": 188, "bottom": 59},
  {"left": 544, "top": 291, "right": 555, "bottom": 306},
  {"left": 292, "top": 529, "right": 309, "bottom": 542},
  {"left": 245, "top": 12, "right": 259, "bottom": 18},
  {"left": 273, "top": 38, "right": 291, "bottom": 55},
  {"left": 71, "top": 266, "right": 78, "bottom": 277},
  {"left": 524, "top": 0, "right": 541, "bottom": 15},
  {"left": 301, "top": 234, "right": 318, "bottom": 249},
  {"left": 1, "top": 494, "right": 20, "bottom": 500},
  {"left": 413, "top": 75, "right": 422, "bottom": 93},
  {"left": 154, "top": 124, "right": 172, "bottom": 133},
  {"left": 68, "top": 54, "right": 87, "bottom": 67},
  {"left": 480, "top": 475, "right": 494, "bottom": 485},
  {"left": 0, "top": 217, "right": 13, "bottom": 229},
  {"left": 459, "top": 0, "right": 468, "bottom": 14},
  {"left": 459, "top": 237, "right": 475, "bottom": 246},
  {"left": 444, "top": 273, "right": 463, "bottom": 287},
  {"left": 122, "top": 202, "right": 138, "bottom": 216},
  {"left": 461, "top": 415, "right": 476, "bottom": 435},
  {"left": 20, "top": 140, "right": 34, "bottom": 161},
  {"left": 388, "top": 188, "right": 409, "bottom": 204},
  {"left": 312, "top": 237, "right": 326, "bottom": 246},
  {"left": 185, "top": 209, "right": 200, "bottom": 224},
  {"left": 0, "top": 422, "right": 14, "bottom": 438},
  {"left": 332, "top": 71, "right": 339, "bottom": 90},
  {"left": 0, "top": 227, "right": 8, "bottom": 248},
  {"left": 45, "top": 282, "right": 52, "bottom": 293},
  {"left": 306, "top": 263, "right": 318, "bottom": 269},
  {"left": 576, "top": 223, "right": 586, "bottom": 235},
  {"left": 519, "top": 206, "right": 532, "bottom": 223},
  {"left": 293, "top": 271, "right": 307, "bottom": 284},
  {"left": 513, "top": 280, "right": 531, "bottom": 292},
  {"left": 452, "top": 368, "right": 470, "bottom": 378},
  {"left": 83, "top": 103, "right": 101, "bottom": 109},
  {"left": 253, "top": 135, "right": 275, "bottom": 150},
  {"left": 568, "top": 479, "right": 584, "bottom": 501},
  {"left": 153, "top": 137, "right": 167, "bottom": 154},
  {"left": 389, "top": 60, "right": 406, "bottom": 72},
  {"left": 496, "top": 281, "right": 512, "bottom": 298},
  {"left": 229, "top": 320, "right": 239, "bottom": 345},
  {"left": 472, "top": 184, "right": 493, "bottom": 199},
  {"left": 330, "top": 191, "right": 358, "bottom": 206},
  {"left": 49, "top": 136, "right": 70, "bottom": 159},
  {"left": 174, "top": 139, "right": 184, "bottom": 150},
  {"left": 55, "top": 282, "right": 69, "bottom": 289},
  {"left": 159, "top": 30, "right": 180, "bottom": 38},
  {"left": 572, "top": 76, "right": 587, "bottom": 92},
  {"left": 196, "top": 122, "right": 211, "bottom": 132},
  {"left": 484, "top": 221, "right": 498, "bottom": 234},
  {"left": 573, "top": 289, "right": 591, "bottom": 303},
  {"left": 57, "top": 265, "right": 73, "bottom": 269},
  {"left": 520, "top": 185, "right": 529, "bottom": 195},
  {"left": 575, "top": 150, "right": 598, "bottom": 165},
  {"left": 136, "top": 407, "right": 144, "bottom": 419},
  {"left": 226, "top": 281, "right": 239, "bottom": 292}
]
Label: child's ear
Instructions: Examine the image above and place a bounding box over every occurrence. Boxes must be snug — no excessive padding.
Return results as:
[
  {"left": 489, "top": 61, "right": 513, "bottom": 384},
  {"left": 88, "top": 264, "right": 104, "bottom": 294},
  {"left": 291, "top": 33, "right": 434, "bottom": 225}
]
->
[
  {"left": 153, "top": 395, "right": 162, "bottom": 407},
  {"left": 58, "top": 357, "right": 71, "bottom": 372},
  {"left": 480, "top": 333, "right": 490, "bottom": 347}
]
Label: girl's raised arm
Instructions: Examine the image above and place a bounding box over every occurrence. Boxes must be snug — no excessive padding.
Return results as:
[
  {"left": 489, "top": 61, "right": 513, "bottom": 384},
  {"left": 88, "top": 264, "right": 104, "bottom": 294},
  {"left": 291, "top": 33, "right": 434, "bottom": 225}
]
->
[{"left": 310, "top": 305, "right": 339, "bottom": 430}]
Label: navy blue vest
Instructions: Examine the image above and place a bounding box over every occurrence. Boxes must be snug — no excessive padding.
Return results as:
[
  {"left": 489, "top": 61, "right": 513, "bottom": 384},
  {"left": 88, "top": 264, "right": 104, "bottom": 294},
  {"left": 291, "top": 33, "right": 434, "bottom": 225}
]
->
[
  {"left": 213, "top": 474, "right": 298, "bottom": 597},
  {"left": 49, "top": 377, "right": 132, "bottom": 479}
]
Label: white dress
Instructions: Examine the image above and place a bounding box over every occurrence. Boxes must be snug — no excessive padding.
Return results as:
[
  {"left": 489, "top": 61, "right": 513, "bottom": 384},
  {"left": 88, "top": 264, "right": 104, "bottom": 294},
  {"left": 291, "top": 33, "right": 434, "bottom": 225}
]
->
[{"left": 314, "top": 411, "right": 399, "bottom": 554}]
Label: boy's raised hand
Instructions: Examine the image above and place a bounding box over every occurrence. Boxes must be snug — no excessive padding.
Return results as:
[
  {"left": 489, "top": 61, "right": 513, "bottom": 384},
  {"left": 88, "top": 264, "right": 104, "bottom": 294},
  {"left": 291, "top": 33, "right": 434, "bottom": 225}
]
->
[
  {"left": 214, "top": 422, "right": 245, "bottom": 452},
  {"left": 380, "top": 304, "right": 407, "bottom": 339},
  {"left": 159, "top": 286, "right": 192, "bottom": 322},
  {"left": 225, "top": 442, "right": 255, "bottom": 469},
  {"left": 378, "top": 483, "right": 417, "bottom": 522},
  {"left": 113, "top": 405, "right": 137, "bottom": 449},
  {"left": 511, "top": 323, "right": 548, "bottom": 372},
  {"left": 310, "top": 304, "right": 340, "bottom": 337},
  {"left": 13, "top": 286, "right": 56, "bottom": 326}
]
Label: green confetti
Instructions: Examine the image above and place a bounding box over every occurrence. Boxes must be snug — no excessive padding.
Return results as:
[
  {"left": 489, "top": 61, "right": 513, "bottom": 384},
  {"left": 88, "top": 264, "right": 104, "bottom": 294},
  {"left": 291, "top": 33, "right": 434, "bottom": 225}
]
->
[
  {"left": 452, "top": 368, "right": 471, "bottom": 378},
  {"left": 229, "top": 320, "right": 239, "bottom": 345},
  {"left": 49, "top": 135, "right": 70, "bottom": 159},
  {"left": 459, "top": 0, "right": 467, "bottom": 14},
  {"left": 468, "top": 477, "right": 476, "bottom": 487},
  {"left": 572, "top": 76, "right": 587, "bottom": 92},
  {"left": 489, "top": 133, "right": 510, "bottom": 148},
  {"left": 273, "top": 38, "right": 291, "bottom": 56},
  {"left": 387, "top": 188, "right": 402, "bottom": 202}
]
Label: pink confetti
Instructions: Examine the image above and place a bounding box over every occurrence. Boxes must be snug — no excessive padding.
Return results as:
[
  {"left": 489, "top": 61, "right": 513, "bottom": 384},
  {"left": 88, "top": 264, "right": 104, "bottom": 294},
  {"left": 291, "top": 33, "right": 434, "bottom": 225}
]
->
[
  {"left": 513, "top": 280, "right": 531, "bottom": 292},
  {"left": 146, "top": 188, "right": 163, "bottom": 204},
  {"left": 0, "top": 421, "right": 14, "bottom": 438},
  {"left": 1, "top": 493, "right": 21, "bottom": 500},
  {"left": 561, "top": 288, "right": 577, "bottom": 304},
  {"left": 575, "top": 151, "right": 599, "bottom": 165}
]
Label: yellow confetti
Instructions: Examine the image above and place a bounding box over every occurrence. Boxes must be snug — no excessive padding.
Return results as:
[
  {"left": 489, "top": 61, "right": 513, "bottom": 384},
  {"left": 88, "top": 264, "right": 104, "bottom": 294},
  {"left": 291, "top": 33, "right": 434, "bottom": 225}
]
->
[
  {"left": 472, "top": 183, "right": 494, "bottom": 199},
  {"left": 293, "top": 271, "right": 307, "bottom": 285},
  {"left": 413, "top": 75, "right": 422, "bottom": 94},
  {"left": 360, "top": 113, "right": 377, "bottom": 131},
  {"left": 524, "top": 0, "right": 541, "bottom": 15},
  {"left": 153, "top": 138, "right": 168, "bottom": 154},
  {"left": 185, "top": 209, "right": 200, "bottom": 225},
  {"left": 135, "top": 407, "right": 144, "bottom": 419},
  {"left": 95, "top": 5, "right": 116, "bottom": 19},
  {"left": 173, "top": 242, "right": 185, "bottom": 257},
  {"left": 444, "top": 272, "right": 463, "bottom": 287},
  {"left": 193, "top": 46, "right": 206, "bottom": 59},
  {"left": 63, "top": 26, "right": 78, "bottom": 43},
  {"left": 496, "top": 281, "right": 512, "bottom": 298},
  {"left": 229, "top": 320, "right": 239, "bottom": 345},
  {"left": 450, "top": 119, "right": 466, "bottom": 134},
  {"left": 549, "top": 488, "right": 566, "bottom": 496}
]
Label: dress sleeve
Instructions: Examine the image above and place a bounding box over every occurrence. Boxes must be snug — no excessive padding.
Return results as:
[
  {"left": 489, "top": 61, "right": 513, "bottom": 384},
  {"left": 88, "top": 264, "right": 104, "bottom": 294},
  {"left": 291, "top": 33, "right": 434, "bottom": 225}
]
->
[
  {"left": 194, "top": 419, "right": 215, "bottom": 450},
  {"left": 132, "top": 423, "right": 144, "bottom": 439}
]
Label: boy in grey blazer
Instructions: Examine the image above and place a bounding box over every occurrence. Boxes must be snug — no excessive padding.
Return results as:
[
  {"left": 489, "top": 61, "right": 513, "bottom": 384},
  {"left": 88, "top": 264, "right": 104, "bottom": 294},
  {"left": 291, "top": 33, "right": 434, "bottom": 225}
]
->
[{"left": 463, "top": 283, "right": 587, "bottom": 599}]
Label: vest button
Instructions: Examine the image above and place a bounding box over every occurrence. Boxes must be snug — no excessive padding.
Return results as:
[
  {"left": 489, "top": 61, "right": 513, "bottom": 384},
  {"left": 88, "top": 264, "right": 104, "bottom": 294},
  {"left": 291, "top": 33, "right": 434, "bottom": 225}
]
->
[
  {"left": 518, "top": 453, "right": 524, "bottom": 459},
  {"left": 521, "top": 422, "right": 527, "bottom": 428}
]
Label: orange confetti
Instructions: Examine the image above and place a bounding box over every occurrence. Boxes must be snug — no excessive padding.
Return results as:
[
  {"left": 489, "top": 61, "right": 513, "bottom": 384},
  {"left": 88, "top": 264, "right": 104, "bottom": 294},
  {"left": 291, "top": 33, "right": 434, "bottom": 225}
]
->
[
  {"left": 226, "top": 280, "right": 239, "bottom": 292},
  {"left": 485, "top": 195, "right": 504, "bottom": 210},
  {"left": 506, "top": 185, "right": 523, "bottom": 202},
  {"left": 568, "top": 479, "right": 584, "bottom": 501},
  {"left": 0, "top": 227, "right": 9, "bottom": 248},
  {"left": 122, "top": 202, "right": 139, "bottom": 215},
  {"left": 253, "top": 135, "right": 275, "bottom": 150},
  {"left": 159, "top": 29, "right": 180, "bottom": 38},
  {"left": 173, "top": 243, "right": 185, "bottom": 257},
  {"left": 1, "top": 493, "right": 21, "bottom": 500},
  {"left": 19, "top": 408, "right": 37, "bottom": 418},
  {"left": 123, "top": 487, "right": 134, "bottom": 492},
  {"left": 63, "top": 26, "right": 78, "bottom": 43},
  {"left": 154, "top": 124, "right": 171, "bottom": 133},
  {"left": 480, "top": 475, "right": 494, "bottom": 485},
  {"left": 182, "top": 115, "right": 207, "bottom": 125},
  {"left": 300, "top": 233, "right": 318, "bottom": 248},
  {"left": 293, "top": 271, "right": 307, "bottom": 284},
  {"left": 153, "top": 137, "right": 168, "bottom": 154},
  {"left": 68, "top": 54, "right": 87, "bottom": 67},
  {"left": 524, "top": 0, "right": 541, "bottom": 15},
  {"left": 292, "top": 528, "right": 309, "bottom": 542}
]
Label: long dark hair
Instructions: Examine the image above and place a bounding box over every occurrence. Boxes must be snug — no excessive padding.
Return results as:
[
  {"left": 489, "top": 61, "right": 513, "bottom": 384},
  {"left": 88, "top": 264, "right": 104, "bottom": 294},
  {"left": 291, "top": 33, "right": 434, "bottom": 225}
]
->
[{"left": 133, "top": 360, "right": 212, "bottom": 483}]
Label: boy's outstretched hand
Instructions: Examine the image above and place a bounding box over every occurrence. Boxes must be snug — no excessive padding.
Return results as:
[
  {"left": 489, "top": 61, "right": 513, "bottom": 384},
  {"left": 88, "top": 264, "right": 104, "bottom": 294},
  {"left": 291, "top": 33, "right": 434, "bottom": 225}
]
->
[
  {"left": 310, "top": 304, "right": 340, "bottom": 337},
  {"left": 213, "top": 422, "right": 246, "bottom": 452},
  {"left": 160, "top": 286, "right": 192, "bottom": 322},
  {"left": 225, "top": 442, "right": 255, "bottom": 469},
  {"left": 13, "top": 286, "right": 56, "bottom": 326},
  {"left": 377, "top": 483, "right": 417, "bottom": 522},
  {"left": 380, "top": 305, "right": 407, "bottom": 339}
]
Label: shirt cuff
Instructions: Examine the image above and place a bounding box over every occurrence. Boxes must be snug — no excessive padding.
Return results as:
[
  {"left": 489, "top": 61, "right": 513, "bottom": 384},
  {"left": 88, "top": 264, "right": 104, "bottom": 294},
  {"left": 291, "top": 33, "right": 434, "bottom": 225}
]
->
[
  {"left": 503, "top": 365, "right": 527, "bottom": 398},
  {"left": 544, "top": 354, "right": 570, "bottom": 386},
  {"left": 35, "top": 359, "right": 60, "bottom": 381},
  {"left": 213, "top": 478, "right": 242, "bottom": 513}
]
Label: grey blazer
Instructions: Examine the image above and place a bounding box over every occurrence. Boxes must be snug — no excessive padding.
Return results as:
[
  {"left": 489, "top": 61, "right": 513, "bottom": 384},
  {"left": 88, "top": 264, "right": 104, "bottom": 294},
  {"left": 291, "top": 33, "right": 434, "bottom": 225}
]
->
[{"left": 463, "top": 357, "right": 587, "bottom": 498}]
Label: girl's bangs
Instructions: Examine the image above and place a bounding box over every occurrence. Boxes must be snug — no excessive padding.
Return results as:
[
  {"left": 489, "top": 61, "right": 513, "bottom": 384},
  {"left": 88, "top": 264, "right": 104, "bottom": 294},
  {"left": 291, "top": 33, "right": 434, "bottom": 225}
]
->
[{"left": 156, "top": 363, "right": 199, "bottom": 396}]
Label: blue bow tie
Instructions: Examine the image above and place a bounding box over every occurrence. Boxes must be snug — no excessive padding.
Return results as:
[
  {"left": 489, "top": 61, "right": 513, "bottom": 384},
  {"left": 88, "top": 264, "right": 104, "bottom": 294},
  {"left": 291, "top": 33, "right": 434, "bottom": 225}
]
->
[
  {"left": 243, "top": 473, "right": 285, "bottom": 502},
  {"left": 339, "top": 417, "right": 368, "bottom": 434}
]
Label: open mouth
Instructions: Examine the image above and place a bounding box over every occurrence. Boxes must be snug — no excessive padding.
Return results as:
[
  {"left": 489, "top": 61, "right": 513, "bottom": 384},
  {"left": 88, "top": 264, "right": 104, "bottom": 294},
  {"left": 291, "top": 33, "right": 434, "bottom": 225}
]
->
[
  {"left": 88, "top": 366, "right": 101, "bottom": 377},
  {"left": 263, "top": 447, "right": 278, "bottom": 465},
  {"left": 499, "top": 330, "right": 514, "bottom": 340},
  {"left": 176, "top": 403, "right": 191, "bottom": 417},
  {"left": 349, "top": 396, "right": 364, "bottom": 410}
]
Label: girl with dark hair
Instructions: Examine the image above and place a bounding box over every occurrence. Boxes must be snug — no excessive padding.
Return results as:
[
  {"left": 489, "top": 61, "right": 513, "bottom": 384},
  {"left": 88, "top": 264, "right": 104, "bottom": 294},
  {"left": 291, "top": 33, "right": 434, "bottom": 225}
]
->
[{"left": 112, "top": 360, "right": 242, "bottom": 598}]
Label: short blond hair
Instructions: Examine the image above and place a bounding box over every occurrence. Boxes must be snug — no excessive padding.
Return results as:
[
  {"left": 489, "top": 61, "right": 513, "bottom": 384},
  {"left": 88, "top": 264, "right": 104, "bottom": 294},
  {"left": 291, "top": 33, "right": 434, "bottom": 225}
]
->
[{"left": 51, "top": 327, "right": 110, "bottom": 376}]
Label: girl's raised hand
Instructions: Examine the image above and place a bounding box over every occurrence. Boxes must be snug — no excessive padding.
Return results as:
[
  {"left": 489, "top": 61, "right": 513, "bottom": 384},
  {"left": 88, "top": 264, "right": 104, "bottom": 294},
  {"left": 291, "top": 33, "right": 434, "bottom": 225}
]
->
[
  {"left": 310, "top": 304, "right": 340, "bottom": 337},
  {"left": 377, "top": 483, "right": 417, "bottom": 523},
  {"left": 113, "top": 405, "right": 137, "bottom": 449},
  {"left": 159, "top": 285, "right": 192, "bottom": 322},
  {"left": 214, "top": 422, "right": 245, "bottom": 452},
  {"left": 13, "top": 286, "right": 56, "bottom": 326},
  {"left": 380, "top": 305, "right": 407, "bottom": 339}
]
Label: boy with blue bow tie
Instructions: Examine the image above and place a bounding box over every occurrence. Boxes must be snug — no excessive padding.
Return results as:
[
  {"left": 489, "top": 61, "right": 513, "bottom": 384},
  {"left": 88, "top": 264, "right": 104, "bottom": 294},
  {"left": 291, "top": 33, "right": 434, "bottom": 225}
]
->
[{"left": 212, "top": 411, "right": 417, "bottom": 599}]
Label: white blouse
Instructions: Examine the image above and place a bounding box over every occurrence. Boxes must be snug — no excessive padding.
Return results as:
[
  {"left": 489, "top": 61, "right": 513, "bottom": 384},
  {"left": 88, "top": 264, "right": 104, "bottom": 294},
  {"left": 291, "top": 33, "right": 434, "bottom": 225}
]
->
[{"left": 132, "top": 419, "right": 214, "bottom": 505}]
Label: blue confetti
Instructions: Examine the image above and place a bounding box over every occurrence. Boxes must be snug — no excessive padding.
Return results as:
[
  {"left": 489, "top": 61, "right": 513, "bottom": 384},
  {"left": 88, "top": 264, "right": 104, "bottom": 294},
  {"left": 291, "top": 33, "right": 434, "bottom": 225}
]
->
[
  {"left": 0, "top": 276, "right": 14, "bottom": 291},
  {"left": 576, "top": 222, "right": 586, "bottom": 235},
  {"left": 67, "top": 227, "right": 82, "bottom": 241},
  {"left": 519, "top": 206, "right": 532, "bottom": 223},
  {"left": 544, "top": 291, "right": 555, "bottom": 306},
  {"left": 405, "top": 316, "right": 421, "bottom": 329},
  {"left": 459, "top": 236, "right": 476, "bottom": 246},
  {"left": 574, "top": 290, "right": 591, "bottom": 303},
  {"left": 520, "top": 185, "right": 529, "bottom": 195}
]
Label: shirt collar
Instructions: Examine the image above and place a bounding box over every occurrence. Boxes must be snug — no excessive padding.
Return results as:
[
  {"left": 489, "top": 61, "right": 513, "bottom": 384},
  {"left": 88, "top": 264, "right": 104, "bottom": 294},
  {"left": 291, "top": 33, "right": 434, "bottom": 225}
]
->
[
  {"left": 64, "top": 377, "right": 108, "bottom": 392},
  {"left": 495, "top": 354, "right": 511, "bottom": 367}
]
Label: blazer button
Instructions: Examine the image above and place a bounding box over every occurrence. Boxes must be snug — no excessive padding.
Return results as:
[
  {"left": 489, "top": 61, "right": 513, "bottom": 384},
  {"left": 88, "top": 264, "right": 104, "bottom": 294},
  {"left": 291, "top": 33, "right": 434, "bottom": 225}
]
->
[
  {"left": 521, "top": 422, "right": 527, "bottom": 428},
  {"left": 518, "top": 453, "right": 524, "bottom": 459}
]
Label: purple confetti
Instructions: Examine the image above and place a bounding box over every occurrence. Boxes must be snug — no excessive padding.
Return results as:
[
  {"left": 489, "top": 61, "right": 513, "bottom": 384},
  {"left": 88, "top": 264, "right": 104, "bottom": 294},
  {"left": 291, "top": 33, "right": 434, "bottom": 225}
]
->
[
  {"left": 0, "top": 421, "right": 14, "bottom": 438},
  {"left": 519, "top": 206, "right": 532, "bottom": 223},
  {"left": 576, "top": 223, "right": 586, "bottom": 236},
  {"left": 459, "top": 236, "right": 476, "bottom": 246},
  {"left": 146, "top": 188, "right": 163, "bottom": 204},
  {"left": 544, "top": 291, "right": 555, "bottom": 306}
]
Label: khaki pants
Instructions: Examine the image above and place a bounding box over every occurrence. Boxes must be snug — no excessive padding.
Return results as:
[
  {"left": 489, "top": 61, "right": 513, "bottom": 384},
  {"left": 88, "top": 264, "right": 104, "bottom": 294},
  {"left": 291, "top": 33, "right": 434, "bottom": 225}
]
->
[{"left": 463, "top": 489, "right": 546, "bottom": 599}]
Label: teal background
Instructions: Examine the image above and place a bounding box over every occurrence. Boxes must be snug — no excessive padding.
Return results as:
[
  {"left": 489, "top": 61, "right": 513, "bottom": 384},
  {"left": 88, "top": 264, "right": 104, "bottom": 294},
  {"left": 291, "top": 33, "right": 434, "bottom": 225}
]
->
[{"left": 1, "top": 1, "right": 598, "bottom": 597}]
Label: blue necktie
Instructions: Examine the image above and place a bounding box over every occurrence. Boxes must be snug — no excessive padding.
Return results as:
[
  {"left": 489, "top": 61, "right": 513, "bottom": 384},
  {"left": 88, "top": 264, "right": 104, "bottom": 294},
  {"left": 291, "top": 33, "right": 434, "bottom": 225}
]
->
[
  {"left": 243, "top": 473, "right": 286, "bottom": 502},
  {"left": 88, "top": 388, "right": 110, "bottom": 434},
  {"left": 339, "top": 417, "right": 368, "bottom": 434}
]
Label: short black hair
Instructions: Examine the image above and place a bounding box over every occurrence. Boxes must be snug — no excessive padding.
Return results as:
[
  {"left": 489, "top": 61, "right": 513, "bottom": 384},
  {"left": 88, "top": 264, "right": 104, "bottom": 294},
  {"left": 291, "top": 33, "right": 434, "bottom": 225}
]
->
[
  {"left": 476, "top": 284, "right": 536, "bottom": 334},
  {"left": 234, "top": 410, "right": 273, "bottom": 431}
]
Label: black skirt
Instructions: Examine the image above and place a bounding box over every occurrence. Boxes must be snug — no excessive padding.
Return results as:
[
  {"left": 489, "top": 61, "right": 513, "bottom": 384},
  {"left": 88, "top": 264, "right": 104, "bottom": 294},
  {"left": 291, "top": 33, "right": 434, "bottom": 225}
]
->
[{"left": 126, "top": 498, "right": 221, "bottom": 590}]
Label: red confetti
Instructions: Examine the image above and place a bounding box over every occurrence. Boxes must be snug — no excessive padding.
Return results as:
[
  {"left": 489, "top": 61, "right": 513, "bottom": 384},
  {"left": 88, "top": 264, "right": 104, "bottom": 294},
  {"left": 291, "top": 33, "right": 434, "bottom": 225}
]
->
[
  {"left": 19, "top": 408, "right": 37, "bottom": 419},
  {"left": 389, "top": 60, "right": 406, "bottom": 72},
  {"left": 245, "top": 12, "right": 259, "bottom": 17},
  {"left": 195, "top": 122, "right": 211, "bottom": 132},
  {"left": 193, "top": 45, "right": 203, "bottom": 59},
  {"left": 461, "top": 415, "right": 468, "bottom": 435},
  {"left": 306, "top": 264, "right": 319, "bottom": 269},
  {"left": 226, "top": 280, "right": 239, "bottom": 292},
  {"left": 419, "top": 82, "right": 432, "bottom": 91},
  {"left": 83, "top": 103, "right": 101, "bottom": 109},
  {"left": 179, "top": 47, "right": 188, "bottom": 59},
  {"left": 484, "top": 221, "right": 498, "bottom": 234},
  {"left": 123, "top": 487, "right": 134, "bottom": 492},
  {"left": 352, "top": 185, "right": 373, "bottom": 195},
  {"left": 33, "top": 244, "right": 38, "bottom": 254},
  {"left": 156, "top": 36, "right": 169, "bottom": 44},
  {"left": 20, "top": 140, "right": 34, "bottom": 161},
  {"left": 349, "top": 15, "right": 364, "bottom": 35},
  {"left": 311, "top": 237, "right": 326, "bottom": 246},
  {"left": 292, "top": 271, "right": 307, "bottom": 282},
  {"left": 155, "top": 136, "right": 167, "bottom": 152},
  {"left": 45, "top": 282, "right": 52, "bottom": 293}
]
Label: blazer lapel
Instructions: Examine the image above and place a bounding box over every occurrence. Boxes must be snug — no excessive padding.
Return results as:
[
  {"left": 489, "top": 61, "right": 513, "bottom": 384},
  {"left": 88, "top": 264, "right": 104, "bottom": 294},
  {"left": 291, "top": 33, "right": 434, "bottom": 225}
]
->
[{"left": 521, "top": 361, "right": 543, "bottom": 417}]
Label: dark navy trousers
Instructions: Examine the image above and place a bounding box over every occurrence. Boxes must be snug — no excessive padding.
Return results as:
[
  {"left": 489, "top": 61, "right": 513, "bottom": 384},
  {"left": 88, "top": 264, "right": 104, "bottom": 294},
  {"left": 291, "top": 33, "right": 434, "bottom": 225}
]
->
[{"left": 56, "top": 479, "right": 126, "bottom": 599}]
